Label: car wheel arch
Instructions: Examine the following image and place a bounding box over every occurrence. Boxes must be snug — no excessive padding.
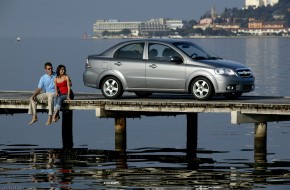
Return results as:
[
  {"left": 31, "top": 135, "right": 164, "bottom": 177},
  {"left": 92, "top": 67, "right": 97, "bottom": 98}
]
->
[
  {"left": 98, "top": 72, "right": 128, "bottom": 90},
  {"left": 188, "top": 76, "right": 213, "bottom": 93},
  {"left": 186, "top": 73, "right": 218, "bottom": 94}
]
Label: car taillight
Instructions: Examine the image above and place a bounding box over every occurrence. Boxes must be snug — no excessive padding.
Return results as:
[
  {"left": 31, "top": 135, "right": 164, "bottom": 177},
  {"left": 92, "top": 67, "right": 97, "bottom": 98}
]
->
[{"left": 85, "top": 59, "right": 91, "bottom": 68}]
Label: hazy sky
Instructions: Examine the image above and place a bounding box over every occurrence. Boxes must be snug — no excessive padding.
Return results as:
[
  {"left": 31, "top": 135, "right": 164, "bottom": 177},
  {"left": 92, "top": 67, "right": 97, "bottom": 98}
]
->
[{"left": 0, "top": 0, "right": 244, "bottom": 37}]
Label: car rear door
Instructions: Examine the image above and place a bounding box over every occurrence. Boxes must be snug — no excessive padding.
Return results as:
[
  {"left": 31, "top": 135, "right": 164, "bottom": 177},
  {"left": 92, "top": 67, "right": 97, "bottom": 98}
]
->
[
  {"left": 146, "top": 43, "right": 186, "bottom": 90},
  {"left": 111, "top": 42, "right": 146, "bottom": 89}
]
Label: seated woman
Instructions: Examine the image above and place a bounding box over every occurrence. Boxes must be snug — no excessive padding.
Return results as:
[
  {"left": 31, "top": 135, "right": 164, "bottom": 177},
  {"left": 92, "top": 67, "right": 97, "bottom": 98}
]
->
[{"left": 52, "top": 65, "right": 74, "bottom": 122}]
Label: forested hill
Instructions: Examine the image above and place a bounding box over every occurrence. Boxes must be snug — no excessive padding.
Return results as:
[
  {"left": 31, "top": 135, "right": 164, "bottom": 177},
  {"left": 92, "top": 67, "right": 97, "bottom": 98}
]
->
[{"left": 215, "top": 0, "right": 290, "bottom": 27}]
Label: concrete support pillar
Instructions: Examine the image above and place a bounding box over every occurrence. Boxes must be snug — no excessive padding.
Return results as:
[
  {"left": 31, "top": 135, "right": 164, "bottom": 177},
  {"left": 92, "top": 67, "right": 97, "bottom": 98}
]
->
[
  {"left": 186, "top": 113, "right": 198, "bottom": 170},
  {"left": 254, "top": 122, "right": 267, "bottom": 177},
  {"left": 62, "top": 110, "right": 73, "bottom": 148},
  {"left": 114, "top": 116, "right": 127, "bottom": 169},
  {"left": 186, "top": 113, "right": 198, "bottom": 157},
  {"left": 255, "top": 122, "right": 267, "bottom": 138},
  {"left": 115, "top": 117, "right": 127, "bottom": 152}
]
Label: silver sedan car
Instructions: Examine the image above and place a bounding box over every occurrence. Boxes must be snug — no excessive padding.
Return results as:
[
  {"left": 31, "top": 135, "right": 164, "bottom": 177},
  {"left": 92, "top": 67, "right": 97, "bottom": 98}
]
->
[{"left": 83, "top": 39, "right": 255, "bottom": 100}]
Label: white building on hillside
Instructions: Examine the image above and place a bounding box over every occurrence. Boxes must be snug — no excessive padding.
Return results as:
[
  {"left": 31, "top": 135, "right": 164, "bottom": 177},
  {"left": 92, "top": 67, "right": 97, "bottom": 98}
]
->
[
  {"left": 267, "top": 0, "right": 279, "bottom": 6},
  {"left": 244, "top": 0, "right": 279, "bottom": 9},
  {"left": 165, "top": 19, "right": 184, "bottom": 30},
  {"left": 93, "top": 20, "right": 141, "bottom": 36},
  {"left": 93, "top": 18, "right": 183, "bottom": 37}
]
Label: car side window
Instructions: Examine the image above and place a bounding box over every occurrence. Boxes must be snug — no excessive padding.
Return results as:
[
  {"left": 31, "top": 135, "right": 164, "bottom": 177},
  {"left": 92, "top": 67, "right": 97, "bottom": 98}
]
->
[
  {"left": 148, "top": 43, "right": 181, "bottom": 61},
  {"left": 114, "top": 43, "right": 144, "bottom": 59},
  {"left": 175, "top": 43, "right": 208, "bottom": 59}
]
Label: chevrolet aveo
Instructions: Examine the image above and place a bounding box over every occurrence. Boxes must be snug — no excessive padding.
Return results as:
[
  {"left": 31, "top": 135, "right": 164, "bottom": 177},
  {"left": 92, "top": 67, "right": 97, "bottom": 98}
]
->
[{"left": 83, "top": 39, "right": 255, "bottom": 100}]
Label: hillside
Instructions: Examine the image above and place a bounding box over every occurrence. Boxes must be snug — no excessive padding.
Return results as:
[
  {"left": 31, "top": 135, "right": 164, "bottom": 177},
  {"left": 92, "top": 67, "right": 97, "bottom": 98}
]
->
[{"left": 218, "top": 0, "right": 290, "bottom": 27}]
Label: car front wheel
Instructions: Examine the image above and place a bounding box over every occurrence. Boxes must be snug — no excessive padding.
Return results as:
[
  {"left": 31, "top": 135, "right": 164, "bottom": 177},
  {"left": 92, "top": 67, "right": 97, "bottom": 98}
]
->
[
  {"left": 191, "top": 77, "right": 214, "bottom": 100},
  {"left": 101, "top": 76, "right": 123, "bottom": 99}
]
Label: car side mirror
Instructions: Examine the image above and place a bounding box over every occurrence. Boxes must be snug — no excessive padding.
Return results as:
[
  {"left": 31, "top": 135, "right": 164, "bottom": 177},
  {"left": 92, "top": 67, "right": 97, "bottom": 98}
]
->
[{"left": 170, "top": 56, "right": 183, "bottom": 63}]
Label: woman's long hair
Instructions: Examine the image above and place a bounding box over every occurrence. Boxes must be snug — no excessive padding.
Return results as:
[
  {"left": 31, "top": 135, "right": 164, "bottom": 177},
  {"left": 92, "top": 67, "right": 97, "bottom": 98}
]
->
[{"left": 56, "top": 65, "right": 66, "bottom": 77}]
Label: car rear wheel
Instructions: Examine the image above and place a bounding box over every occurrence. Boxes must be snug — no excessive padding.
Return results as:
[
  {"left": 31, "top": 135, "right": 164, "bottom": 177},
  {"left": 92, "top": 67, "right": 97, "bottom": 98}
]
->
[
  {"left": 191, "top": 77, "right": 214, "bottom": 100},
  {"left": 101, "top": 76, "right": 123, "bottom": 99},
  {"left": 135, "top": 92, "right": 152, "bottom": 98}
]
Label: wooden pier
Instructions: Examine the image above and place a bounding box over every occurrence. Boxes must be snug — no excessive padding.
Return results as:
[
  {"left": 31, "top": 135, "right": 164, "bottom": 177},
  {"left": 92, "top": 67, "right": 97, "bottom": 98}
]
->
[{"left": 1, "top": 90, "right": 290, "bottom": 159}]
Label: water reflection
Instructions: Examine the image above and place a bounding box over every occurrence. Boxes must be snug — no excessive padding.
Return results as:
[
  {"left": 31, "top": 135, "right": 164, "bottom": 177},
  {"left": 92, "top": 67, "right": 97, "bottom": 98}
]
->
[
  {"left": 1, "top": 146, "right": 290, "bottom": 189},
  {"left": 245, "top": 38, "right": 290, "bottom": 96}
]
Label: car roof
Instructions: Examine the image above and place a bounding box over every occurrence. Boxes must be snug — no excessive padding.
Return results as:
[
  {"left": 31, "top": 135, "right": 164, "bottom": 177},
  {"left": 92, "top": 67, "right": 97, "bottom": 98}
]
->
[{"left": 98, "top": 38, "right": 192, "bottom": 57}]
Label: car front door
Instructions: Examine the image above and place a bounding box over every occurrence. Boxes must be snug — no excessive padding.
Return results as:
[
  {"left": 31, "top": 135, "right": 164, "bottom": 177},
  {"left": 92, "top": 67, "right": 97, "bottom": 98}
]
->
[
  {"left": 111, "top": 43, "right": 146, "bottom": 89},
  {"left": 146, "top": 43, "right": 186, "bottom": 90}
]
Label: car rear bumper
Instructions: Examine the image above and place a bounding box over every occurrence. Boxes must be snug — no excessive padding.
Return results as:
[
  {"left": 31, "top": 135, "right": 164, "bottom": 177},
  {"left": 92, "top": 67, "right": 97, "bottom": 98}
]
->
[{"left": 83, "top": 70, "right": 99, "bottom": 88}]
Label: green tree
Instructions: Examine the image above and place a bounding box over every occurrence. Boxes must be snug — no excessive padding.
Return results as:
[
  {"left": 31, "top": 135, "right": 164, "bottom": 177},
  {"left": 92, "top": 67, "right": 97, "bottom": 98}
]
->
[
  {"left": 193, "top": 28, "right": 203, "bottom": 35},
  {"left": 285, "top": 11, "right": 290, "bottom": 27},
  {"left": 102, "top": 30, "right": 110, "bottom": 36},
  {"left": 121, "top": 29, "right": 131, "bottom": 35},
  {"left": 204, "top": 27, "right": 213, "bottom": 35},
  {"left": 187, "top": 20, "right": 198, "bottom": 27}
]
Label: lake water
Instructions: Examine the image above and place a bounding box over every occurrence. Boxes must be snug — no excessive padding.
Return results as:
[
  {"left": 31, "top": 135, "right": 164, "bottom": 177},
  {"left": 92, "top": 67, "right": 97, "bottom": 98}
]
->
[{"left": 1, "top": 37, "right": 290, "bottom": 189}]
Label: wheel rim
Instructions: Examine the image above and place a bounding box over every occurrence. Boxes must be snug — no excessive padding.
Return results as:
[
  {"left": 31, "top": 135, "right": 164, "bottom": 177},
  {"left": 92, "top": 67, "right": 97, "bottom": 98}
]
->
[
  {"left": 103, "top": 79, "right": 119, "bottom": 97},
  {"left": 193, "top": 80, "right": 210, "bottom": 99}
]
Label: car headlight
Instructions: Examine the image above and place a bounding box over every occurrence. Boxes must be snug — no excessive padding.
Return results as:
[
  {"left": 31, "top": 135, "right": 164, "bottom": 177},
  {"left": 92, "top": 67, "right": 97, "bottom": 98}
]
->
[{"left": 214, "top": 68, "right": 236, "bottom": 76}]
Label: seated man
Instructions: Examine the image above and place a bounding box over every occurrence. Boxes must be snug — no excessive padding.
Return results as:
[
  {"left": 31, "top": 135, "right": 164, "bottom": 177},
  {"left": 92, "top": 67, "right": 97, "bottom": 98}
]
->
[{"left": 28, "top": 62, "right": 57, "bottom": 126}]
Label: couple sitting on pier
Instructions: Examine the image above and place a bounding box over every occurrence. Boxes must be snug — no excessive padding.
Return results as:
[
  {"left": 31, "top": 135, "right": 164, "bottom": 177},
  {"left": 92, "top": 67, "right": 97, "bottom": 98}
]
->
[{"left": 28, "top": 62, "right": 74, "bottom": 126}]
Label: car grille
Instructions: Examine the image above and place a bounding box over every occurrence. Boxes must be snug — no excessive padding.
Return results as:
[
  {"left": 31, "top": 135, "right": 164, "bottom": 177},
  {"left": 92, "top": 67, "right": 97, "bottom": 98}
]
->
[{"left": 236, "top": 68, "right": 252, "bottom": 78}]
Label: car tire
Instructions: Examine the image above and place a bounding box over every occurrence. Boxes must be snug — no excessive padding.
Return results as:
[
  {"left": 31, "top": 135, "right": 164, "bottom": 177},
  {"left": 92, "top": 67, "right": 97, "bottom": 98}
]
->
[
  {"left": 190, "top": 77, "right": 214, "bottom": 100},
  {"left": 101, "top": 76, "right": 123, "bottom": 99},
  {"left": 224, "top": 92, "right": 242, "bottom": 99},
  {"left": 135, "top": 92, "right": 152, "bottom": 98}
]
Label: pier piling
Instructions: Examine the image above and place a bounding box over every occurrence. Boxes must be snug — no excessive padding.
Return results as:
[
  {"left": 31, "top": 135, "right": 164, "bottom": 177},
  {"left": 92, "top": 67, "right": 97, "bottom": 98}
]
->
[
  {"left": 186, "top": 113, "right": 198, "bottom": 157},
  {"left": 254, "top": 122, "right": 267, "bottom": 176},
  {"left": 115, "top": 116, "right": 127, "bottom": 152},
  {"left": 114, "top": 116, "right": 127, "bottom": 169},
  {"left": 62, "top": 110, "right": 73, "bottom": 148}
]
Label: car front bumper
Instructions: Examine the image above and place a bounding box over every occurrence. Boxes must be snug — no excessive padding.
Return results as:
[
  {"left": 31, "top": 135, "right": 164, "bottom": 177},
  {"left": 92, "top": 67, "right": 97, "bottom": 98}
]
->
[{"left": 214, "top": 76, "right": 255, "bottom": 94}]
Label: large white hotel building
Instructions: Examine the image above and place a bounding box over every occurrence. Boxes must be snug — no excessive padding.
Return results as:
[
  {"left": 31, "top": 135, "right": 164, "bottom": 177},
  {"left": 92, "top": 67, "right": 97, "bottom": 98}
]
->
[
  {"left": 93, "top": 18, "right": 183, "bottom": 37},
  {"left": 244, "top": 0, "right": 279, "bottom": 9}
]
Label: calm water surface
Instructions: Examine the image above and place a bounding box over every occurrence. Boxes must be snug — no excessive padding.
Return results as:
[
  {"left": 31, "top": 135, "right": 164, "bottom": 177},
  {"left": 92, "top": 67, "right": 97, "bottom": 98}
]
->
[{"left": 1, "top": 37, "right": 290, "bottom": 189}]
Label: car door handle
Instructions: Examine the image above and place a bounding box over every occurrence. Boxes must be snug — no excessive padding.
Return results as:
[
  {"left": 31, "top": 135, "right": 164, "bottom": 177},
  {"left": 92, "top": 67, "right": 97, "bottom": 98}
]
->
[
  {"left": 114, "top": 62, "right": 123, "bottom": 66},
  {"left": 149, "top": 64, "right": 157, "bottom": 69}
]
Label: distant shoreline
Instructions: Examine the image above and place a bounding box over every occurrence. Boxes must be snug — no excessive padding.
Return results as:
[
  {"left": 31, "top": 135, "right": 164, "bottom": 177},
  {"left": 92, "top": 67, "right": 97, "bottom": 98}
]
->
[{"left": 85, "top": 35, "right": 290, "bottom": 40}]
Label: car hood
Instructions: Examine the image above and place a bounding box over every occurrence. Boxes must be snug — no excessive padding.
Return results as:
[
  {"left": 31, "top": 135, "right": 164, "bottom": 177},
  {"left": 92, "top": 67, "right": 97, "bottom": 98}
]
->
[{"left": 193, "top": 59, "right": 248, "bottom": 70}]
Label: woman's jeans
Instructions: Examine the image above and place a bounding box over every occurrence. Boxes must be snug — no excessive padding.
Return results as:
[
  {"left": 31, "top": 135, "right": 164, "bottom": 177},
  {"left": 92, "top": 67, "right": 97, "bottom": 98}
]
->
[{"left": 54, "top": 93, "right": 74, "bottom": 111}]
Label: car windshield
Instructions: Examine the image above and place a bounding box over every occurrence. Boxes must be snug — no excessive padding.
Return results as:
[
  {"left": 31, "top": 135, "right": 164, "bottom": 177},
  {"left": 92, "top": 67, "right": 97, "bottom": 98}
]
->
[{"left": 173, "top": 42, "right": 222, "bottom": 60}]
